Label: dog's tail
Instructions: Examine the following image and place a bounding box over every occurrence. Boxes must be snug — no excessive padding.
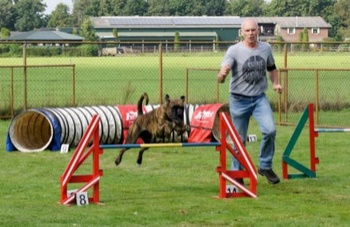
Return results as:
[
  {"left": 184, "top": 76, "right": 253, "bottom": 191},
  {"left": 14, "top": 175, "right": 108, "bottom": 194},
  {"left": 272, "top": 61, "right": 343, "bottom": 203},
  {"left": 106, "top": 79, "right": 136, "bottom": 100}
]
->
[{"left": 137, "top": 92, "right": 149, "bottom": 115}]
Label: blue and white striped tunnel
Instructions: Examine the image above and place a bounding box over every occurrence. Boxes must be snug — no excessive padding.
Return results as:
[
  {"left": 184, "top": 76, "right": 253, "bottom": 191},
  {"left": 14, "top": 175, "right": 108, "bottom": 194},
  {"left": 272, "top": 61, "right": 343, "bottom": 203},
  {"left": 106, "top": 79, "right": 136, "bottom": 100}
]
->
[
  {"left": 6, "top": 104, "right": 202, "bottom": 152},
  {"left": 7, "top": 106, "right": 123, "bottom": 152}
]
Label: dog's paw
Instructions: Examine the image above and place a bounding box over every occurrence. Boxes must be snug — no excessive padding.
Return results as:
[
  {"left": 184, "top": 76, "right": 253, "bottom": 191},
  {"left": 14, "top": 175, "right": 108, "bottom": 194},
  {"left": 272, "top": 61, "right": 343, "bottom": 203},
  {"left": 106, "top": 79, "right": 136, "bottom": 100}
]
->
[
  {"left": 115, "top": 158, "right": 121, "bottom": 166},
  {"left": 136, "top": 158, "right": 143, "bottom": 166}
]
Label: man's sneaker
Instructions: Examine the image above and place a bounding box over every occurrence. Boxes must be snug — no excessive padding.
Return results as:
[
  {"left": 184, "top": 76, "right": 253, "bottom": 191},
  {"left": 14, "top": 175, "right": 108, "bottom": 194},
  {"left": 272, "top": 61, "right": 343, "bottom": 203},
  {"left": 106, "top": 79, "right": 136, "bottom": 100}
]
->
[{"left": 258, "top": 168, "right": 280, "bottom": 184}]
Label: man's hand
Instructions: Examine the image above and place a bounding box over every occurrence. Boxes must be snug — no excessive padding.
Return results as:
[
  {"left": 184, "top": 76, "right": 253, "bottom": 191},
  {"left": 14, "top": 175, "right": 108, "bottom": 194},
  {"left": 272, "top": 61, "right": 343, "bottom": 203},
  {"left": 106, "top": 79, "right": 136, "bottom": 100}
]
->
[
  {"left": 273, "top": 83, "right": 283, "bottom": 93},
  {"left": 217, "top": 65, "right": 230, "bottom": 83},
  {"left": 269, "top": 69, "right": 282, "bottom": 93}
]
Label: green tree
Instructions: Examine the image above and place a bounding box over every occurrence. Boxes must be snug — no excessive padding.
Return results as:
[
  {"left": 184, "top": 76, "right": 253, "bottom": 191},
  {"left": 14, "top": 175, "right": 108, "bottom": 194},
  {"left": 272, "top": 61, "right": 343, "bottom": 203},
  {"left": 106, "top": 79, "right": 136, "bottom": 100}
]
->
[
  {"left": 14, "top": 0, "right": 46, "bottom": 31},
  {"left": 146, "top": 0, "right": 171, "bottom": 16},
  {"left": 112, "top": 28, "right": 119, "bottom": 46},
  {"left": 72, "top": 0, "right": 96, "bottom": 26},
  {"left": 306, "top": 0, "right": 335, "bottom": 17},
  {"left": 265, "top": 0, "right": 307, "bottom": 16},
  {"left": 327, "top": 14, "right": 342, "bottom": 40},
  {"left": 333, "top": 0, "right": 350, "bottom": 38},
  {"left": 226, "top": 0, "right": 265, "bottom": 16},
  {"left": 148, "top": 0, "right": 227, "bottom": 16},
  {"left": 0, "top": 0, "right": 16, "bottom": 31},
  {"left": 1, "top": 27, "right": 10, "bottom": 38},
  {"left": 71, "top": 0, "right": 122, "bottom": 16},
  {"left": 306, "top": 0, "right": 337, "bottom": 38},
  {"left": 169, "top": 0, "right": 201, "bottom": 16},
  {"left": 200, "top": 0, "right": 227, "bottom": 16},
  {"left": 98, "top": 0, "right": 110, "bottom": 15},
  {"left": 215, "top": 35, "right": 219, "bottom": 50},
  {"left": 263, "top": 0, "right": 342, "bottom": 39},
  {"left": 111, "top": 0, "right": 127, "bottom": 15},
  {"left": 298, "top": 28, "right": 304, "bottom": 42},
  {"left": 188, "top": 0, "right": 203, "bottom": 16},
  {"left": 265, "top": 0, "right": 335, "bottom": 17},
  {"left": 87, "top": 0, "right": 100, "bottom": 16},
  {"left": 98, "top": 0, "right": 126, "bottom": 16},
  {"left": 123, "top": 0, "right": 148, "bottom": 16},
  {"left": 334, "top": 0, "right": 350, "bottom": 27},
  {"left": 72, "top": 27, "right": 79, "bottom": 35},
  {"left": 302, "top": 27, "right": 309, "bottom": 51},
  {"left": 80, "top": 17, "right": 98, "bottom": 41},
  {"left": 276, "top": 35, "right": 284, "bottom": 52},
  {"left": 174, "top": 31, "right": 180, "bottom": 52},
  {"left": 298, "top": 27, "right": 306, "bottom": 51},
  {"left": 168, "top": 0, "right": 184, "bottom": 15},
  {"left": 48, "top": 3, "right": 73, "bottom": 28}
]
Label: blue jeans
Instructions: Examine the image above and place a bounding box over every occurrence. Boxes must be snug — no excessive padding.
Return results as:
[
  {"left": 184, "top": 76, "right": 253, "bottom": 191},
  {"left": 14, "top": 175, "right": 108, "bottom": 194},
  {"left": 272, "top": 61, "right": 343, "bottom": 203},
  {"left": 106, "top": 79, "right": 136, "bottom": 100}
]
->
[{"left": 229, "top": 93, "right": 276, "bottom": 170}]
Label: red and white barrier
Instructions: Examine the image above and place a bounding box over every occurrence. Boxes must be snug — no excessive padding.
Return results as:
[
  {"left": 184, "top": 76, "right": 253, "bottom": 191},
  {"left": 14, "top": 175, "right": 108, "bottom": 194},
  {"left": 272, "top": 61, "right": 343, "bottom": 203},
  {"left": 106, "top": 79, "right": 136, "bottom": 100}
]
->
[
  {"left": 60, "top": 115, "right": 103, "bottom": 205},
  {"left": 59, "top": 112, "right": 257, "bottom": 205}
]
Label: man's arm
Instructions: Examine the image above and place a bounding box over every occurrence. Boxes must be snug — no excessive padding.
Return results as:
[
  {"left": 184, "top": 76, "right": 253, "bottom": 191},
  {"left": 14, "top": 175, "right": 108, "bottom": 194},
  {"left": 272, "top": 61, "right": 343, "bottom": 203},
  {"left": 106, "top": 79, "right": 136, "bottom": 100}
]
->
[{"left": 268, "top": 65, "right": 282, "bottom": 93}]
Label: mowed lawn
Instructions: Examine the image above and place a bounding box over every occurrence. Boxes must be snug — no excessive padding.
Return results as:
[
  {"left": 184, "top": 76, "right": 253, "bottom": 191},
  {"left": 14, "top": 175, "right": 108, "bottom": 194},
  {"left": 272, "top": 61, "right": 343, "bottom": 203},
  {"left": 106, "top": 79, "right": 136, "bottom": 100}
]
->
[
  {"left": 1, "top": 52, "right": 350, "bottom": 126},
  {"left": 1, "top": 52, "right": 350, "bottom": 226},
  {"left": 1, "top": 114, "right": 350, "bottom": 226},
  {"left": 0, "top": 52, "right": 349, "bottom": 108}
]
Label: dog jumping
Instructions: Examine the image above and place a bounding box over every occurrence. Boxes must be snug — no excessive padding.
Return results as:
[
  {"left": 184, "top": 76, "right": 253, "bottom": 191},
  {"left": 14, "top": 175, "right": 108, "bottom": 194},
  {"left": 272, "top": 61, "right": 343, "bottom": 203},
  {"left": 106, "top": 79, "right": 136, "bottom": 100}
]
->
[{"left": 115, "top": 92, "right": 190, "bottom": 166}]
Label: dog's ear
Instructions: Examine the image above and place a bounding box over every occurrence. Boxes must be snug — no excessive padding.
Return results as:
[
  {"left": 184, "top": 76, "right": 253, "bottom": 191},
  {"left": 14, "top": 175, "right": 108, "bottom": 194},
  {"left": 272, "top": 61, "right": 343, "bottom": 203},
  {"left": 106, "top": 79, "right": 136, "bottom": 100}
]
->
[
  {"left": 165, "top": 94, "right": 170, "bottom": 103},
  {"left": 180, "top": 96, "right": 185, "bottom": 102}
]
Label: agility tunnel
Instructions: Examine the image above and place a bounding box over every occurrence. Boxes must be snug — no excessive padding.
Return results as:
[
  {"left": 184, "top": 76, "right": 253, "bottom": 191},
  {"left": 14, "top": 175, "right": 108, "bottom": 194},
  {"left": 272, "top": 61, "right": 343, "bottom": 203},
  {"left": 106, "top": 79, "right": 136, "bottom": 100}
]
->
[
  {"left": 6, "top": 103, "right": 230, "bottom": 152},
  {"left": 6, "top": 106, "right": 123, "bottom": 152},
  {"left": 188, "top": 103, "right": 230, "bottom": 143}
]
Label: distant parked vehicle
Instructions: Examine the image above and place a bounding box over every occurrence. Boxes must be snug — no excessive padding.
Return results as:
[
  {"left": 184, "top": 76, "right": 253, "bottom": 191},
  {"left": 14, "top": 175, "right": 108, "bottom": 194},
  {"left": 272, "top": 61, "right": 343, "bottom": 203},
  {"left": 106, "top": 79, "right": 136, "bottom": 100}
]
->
[{"left": 99, "top": 47, "right": 125, "bottom": 56}]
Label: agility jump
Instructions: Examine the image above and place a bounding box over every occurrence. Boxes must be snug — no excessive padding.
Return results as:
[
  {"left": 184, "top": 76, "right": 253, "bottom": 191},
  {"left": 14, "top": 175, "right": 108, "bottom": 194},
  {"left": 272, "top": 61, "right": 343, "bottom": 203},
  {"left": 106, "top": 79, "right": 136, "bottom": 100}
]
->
[
  {"left": 60, "top": 112, "right": 257, "bottom": 205},
  {"left": 282, "top": 103, "right": 350, "bottom": 179}
]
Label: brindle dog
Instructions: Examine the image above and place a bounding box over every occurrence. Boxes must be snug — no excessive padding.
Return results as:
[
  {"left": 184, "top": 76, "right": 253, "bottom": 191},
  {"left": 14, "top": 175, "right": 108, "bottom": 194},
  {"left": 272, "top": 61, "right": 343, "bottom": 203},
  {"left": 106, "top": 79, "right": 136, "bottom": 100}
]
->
[{"left": 115, "top": 92, "right": 190, "bottom": 166}]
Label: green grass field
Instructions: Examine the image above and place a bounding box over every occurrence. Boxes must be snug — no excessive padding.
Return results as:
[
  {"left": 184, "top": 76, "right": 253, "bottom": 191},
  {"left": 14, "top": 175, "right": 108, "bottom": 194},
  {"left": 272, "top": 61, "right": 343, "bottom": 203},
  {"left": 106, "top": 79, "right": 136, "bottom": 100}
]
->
[
  {"left": 0, "top": 52, "right": 349, "bottom": 109},
  {"left": 1, "top": 52, "right": 348, "bottom": 126},
  {"left": 1, "top": 52, "right": 350, "bottom": 226},
  {"left": 1, "top": 115, "right": 350, "bottom": 226}
]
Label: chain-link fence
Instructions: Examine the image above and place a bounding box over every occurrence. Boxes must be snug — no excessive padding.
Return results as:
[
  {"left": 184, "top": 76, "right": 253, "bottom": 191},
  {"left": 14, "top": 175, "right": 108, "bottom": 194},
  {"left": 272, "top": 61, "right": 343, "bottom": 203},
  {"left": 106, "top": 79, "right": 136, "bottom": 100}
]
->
[{"left": 0, "top": 41, "right": 349, "bottom": 127}]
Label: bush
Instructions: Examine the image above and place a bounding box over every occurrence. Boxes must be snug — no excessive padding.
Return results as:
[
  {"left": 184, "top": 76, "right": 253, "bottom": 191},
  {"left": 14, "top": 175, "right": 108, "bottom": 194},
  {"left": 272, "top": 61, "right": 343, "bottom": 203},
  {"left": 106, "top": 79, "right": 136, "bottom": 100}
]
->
[
  {"left": 338, "top": 43, "right": 350, "bottom": 52},
  {"left": 8, "top": 44, "right": 22, "bottom": 56},
  {"left": 0, "top": 44, "right": 22, "bottom": 57},
  {"left": 27, "top": 46, "right": 62, "bottom": 56},
  {"left": 0, "top": 44, "right": 10, "bottom": 54},
  {"left": 79, "top": 44, "right": 99, "bottom": 56},
  {"left": 0, "top": 44, "right": 100, "bottom": 57}
]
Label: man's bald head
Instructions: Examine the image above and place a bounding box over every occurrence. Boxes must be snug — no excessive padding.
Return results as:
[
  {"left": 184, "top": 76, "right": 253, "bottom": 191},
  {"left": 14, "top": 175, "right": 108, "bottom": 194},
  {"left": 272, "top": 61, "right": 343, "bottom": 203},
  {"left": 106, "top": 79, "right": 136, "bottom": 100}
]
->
[
  {"left": 241, "top": 18, "right": 259, "bottom": 30},
  {"left": 240, "top": 18, "right": 259, "bottom": 47}
]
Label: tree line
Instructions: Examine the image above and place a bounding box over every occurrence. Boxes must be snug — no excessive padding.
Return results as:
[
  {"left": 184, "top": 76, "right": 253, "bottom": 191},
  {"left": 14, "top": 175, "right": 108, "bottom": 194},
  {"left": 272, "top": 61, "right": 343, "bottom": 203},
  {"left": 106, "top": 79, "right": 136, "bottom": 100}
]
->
[{"left": 0, "top": 0, "right": 349, "bottom": 41}]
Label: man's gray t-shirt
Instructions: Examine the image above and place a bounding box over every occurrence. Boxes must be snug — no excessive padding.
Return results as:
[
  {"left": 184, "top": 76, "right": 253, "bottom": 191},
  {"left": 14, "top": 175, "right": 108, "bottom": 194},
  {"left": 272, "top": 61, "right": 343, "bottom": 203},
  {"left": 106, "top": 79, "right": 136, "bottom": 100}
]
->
[{"left": 220, "top": 41, "right": 275, "bottom": 97}]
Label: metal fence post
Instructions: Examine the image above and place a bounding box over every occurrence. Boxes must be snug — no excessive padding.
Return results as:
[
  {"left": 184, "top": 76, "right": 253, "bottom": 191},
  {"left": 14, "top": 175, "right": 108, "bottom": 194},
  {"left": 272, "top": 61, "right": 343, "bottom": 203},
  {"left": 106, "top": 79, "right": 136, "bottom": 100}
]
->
[{"left": 159, "top": 43, "right": 163, "bottom": 104}]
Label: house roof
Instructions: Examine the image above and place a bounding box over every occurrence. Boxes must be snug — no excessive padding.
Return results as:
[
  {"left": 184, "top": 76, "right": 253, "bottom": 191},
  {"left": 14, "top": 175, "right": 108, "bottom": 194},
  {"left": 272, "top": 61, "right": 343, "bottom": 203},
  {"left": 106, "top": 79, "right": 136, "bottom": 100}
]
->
[
  {"left": 91, "top": 16, "right": 331, "bottom": 29},
  {"left": 90, "top": 16, "right": 242, "bottom": 29},
  {"left": 248, "top": 16, "right": 332, "bottom": 28},
  {"left": 3, "top": 30, "right": 84, "bottom": 41},
  {"left": 96, "top": 31, "right": 217, "bottom": 38}
]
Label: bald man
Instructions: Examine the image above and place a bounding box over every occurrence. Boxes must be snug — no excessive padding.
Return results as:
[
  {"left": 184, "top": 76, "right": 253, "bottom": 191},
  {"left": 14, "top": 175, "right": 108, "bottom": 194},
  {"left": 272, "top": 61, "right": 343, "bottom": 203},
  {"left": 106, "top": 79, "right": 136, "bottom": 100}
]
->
[{"left": 217, "top": 18, "right": 282, "bottom": 185}]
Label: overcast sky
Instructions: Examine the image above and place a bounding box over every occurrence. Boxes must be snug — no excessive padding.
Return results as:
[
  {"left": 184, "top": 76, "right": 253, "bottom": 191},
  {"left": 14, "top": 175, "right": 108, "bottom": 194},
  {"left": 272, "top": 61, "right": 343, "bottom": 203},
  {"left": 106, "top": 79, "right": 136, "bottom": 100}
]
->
[{"left": 43, "top": 0, "right": 73, "bottom": 14}]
